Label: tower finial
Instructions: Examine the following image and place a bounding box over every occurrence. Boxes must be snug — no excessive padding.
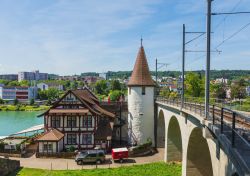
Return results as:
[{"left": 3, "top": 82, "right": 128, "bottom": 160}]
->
[{"left": 140, "top": 36, "right": 143, "bottom": 47}]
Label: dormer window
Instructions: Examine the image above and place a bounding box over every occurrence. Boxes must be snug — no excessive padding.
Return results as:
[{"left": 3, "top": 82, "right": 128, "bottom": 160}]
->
[{"left": 142, "top": 86, "right": 145, "bottom": 95}]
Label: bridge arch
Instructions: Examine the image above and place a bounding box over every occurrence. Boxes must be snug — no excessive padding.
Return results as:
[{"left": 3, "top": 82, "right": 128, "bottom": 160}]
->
[
  {"left": 186, "top": 127, "right": 213, "bottom": 176},
  {"left": 157, "top": 110, "right": 165, "bottom": 148},
  {"left": 166, "top": 115, "right": 182, "bottom": 162}
]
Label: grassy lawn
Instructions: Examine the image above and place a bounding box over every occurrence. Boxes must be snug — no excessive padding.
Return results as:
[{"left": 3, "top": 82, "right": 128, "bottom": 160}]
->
[{"left": 11, "top": 162, "right": 181, "bottom": 176}]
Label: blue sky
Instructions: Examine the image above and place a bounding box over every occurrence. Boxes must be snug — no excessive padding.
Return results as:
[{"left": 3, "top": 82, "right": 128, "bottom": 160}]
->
[{"left": 0, "top": 0, "right": 249, "bottom": 75}]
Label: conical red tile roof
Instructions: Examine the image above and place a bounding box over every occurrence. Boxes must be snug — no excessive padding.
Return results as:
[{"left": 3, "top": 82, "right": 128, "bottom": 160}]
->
[{"left": 128, "top": 46, "right": 155, "bottom": 86}]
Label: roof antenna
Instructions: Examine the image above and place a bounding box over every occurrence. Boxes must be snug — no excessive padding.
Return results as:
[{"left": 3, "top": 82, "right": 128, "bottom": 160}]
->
[{"left": 140, "top": 36, "right": 143, "bottom": 47}]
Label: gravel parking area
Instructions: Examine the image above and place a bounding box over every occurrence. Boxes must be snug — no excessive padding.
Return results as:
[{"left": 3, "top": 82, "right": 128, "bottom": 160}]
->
[{"left": 10, "top": 148, "right": 165, "bottom": 170}]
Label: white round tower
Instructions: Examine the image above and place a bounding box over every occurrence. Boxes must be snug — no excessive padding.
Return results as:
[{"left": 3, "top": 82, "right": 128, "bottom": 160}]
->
[{"left": 127, "top": 41, "right": 155, "bottom": 146}]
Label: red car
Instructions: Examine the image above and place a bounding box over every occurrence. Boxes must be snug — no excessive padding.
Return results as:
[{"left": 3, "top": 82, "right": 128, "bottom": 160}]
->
[{"left": 111, "top": 147, "right": 128, "bottom": 163}]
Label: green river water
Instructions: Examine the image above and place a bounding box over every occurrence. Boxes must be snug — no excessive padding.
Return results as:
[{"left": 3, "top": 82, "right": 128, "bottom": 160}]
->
[{"left": 0, "top": 111, "right": 44, "bottom": 136}]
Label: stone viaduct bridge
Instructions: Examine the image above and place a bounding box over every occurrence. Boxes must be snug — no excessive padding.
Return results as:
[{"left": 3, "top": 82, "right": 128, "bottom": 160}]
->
[{"left": 155, "top": 97, "right": 250, "bottom": 176}]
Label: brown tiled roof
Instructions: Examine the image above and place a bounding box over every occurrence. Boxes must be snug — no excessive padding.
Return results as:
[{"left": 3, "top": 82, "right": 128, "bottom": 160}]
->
[
  {"left": 38, "top": 87, "right": 115, "bottom": 119},
  {"left": 71, "top": 89, "right": 115, "bottom": 118},
  {"left": 128, "top": 46, "right": 155, "bottom": 86},
  {"left": 36, "top": 129, "right": 64, "bottom": 142}
]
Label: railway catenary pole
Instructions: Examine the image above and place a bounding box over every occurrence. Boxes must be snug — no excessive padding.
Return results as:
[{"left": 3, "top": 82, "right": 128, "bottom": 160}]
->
[
  {"left": 181, "top": 24, "right": 185, "bottom": 109},
  {"left": 205, "top": 0, "right": 212, "bottom": 119}
]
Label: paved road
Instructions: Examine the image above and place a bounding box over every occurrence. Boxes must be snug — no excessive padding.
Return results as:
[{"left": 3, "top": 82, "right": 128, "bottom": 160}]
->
[{"left": 10, "top": 148, "right": 164, "bottom": 170}]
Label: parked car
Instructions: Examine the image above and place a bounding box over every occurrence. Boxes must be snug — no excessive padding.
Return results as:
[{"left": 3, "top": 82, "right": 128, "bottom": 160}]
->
[
  {"left": 75, "top": 150, "right": 105, "bottom": 165},
  {"left": 111, "top": 147, "right": 128, "bottom": 163}
]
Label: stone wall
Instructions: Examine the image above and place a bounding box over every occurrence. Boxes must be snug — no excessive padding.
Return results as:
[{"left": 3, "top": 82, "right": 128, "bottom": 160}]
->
[{"left": 0, "top": 158, "right": 20, "bottom": 176}]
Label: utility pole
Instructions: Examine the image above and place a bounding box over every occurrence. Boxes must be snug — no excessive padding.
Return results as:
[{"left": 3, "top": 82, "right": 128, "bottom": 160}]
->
[
  {"left": 155, "top": 58, "right": 158, "bottom": 85},
  {"left": 155, "top": 59, "right": 169, "bottom": 88},
  {"left": 205, "top": 0, "right": 212, "bottom": 119},
  {"left": 181, "top": 24, "right": 185, "bottom": 109}
]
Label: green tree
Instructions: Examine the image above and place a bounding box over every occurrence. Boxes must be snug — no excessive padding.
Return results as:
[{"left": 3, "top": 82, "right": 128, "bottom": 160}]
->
[
  {"left": 0, "top": 98, "right": 4, "bottom": 104},
  {"left": 110, "top": 80, "right": 121, "bottom": 91},
  {"left": 70, "top": 81, "right": 78, "bottom": 90},
  {"left": 19, "top": 80, "right": 30, "bottom": 86},
  {"left": 14, "top": 98, "right": 19, "bottom": 105},
  {"left": 169, "top": 91, "right": 178, "bottom": 99},
  {"left": 185, "top": 73, "right": 204, "bottom": 97},
  {"left": 78, "top": 81, "right": 85, "bottom": 89},
  {"left": 160, "top": 87, "right": 170, "bottom": 98},
  {"left": 95, "top": 80, "right": 108, "bottom": 95},
  {"left": 231, "top": 85, "right": 246, "bottom": 99},
  {"left": 38, "top": 90, "right": 48, "bottom": 100},
  {"left": 29, "top": 98, "right": 35, "bottom": 105},
  {"left": 109, "top": 90, "right": 123, "bottom": 101},
  {"left": 211, "top": 84, "right": 226, "bottom": 99},
  {"left": 47, "top": 88, "right": 60, "bottom": 101},
  {"left": 8, "top": 81, "right": 20, "bottom": 86},
  {"left": 0, "top": 79, "right": 10, "bottom": 85}
]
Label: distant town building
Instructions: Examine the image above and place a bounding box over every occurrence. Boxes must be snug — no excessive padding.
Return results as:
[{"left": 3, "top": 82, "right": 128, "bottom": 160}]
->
[
  {"left": 57, "top": 75, "right": 80, "bottom": 81},
  {"left": 159, "top": 82, "right": 170, "bottom": 87},
  {"left": 215, "top": 78, "right": 228, "bottom": 84},
  {"left": 37, "top": 82, "right": 64, "bottom": 91},
  {"left": 226, "top": 89, "right": 231, "bottom": 99},
  {"left": 99, "top": 73, "right": 107, "bottom": 80},
  {"left": 0, "top": 74, "right": 18, "bottom": 81},
  {"left": 37, "top": 83, "right": 48, "bottom": 91},
  {"left": 48, "top": 74, "right": 59, "bottom": 80},
  {"left": 151, "top": 76, "right": 161, "bottom": 83},
  {"left": 169, "top": 84, "right": 178, "bottom": 92},
  {"left": 246, "top": 86, "right": 250, "bottom": 96},
  {"left": 177, "top": 76, "right": 183, "bottom": 95},
  {"left": 0, "top": 85, "right": 37, "bottom": 101},
  {"left": 18, "top": 70, "right": 48, "bottom": 82},
  {"left": 83, "top": 76, "right": 104, "bottom": 85}
]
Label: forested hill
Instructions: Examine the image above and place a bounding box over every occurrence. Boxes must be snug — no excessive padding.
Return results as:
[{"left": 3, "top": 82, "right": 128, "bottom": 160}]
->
[{"left": 81, "top": 70, "right": 250, "bottom": 80}]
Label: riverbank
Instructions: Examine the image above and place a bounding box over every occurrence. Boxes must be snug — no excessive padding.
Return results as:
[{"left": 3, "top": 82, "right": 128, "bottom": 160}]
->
[{"left": 0, "top": 105, "right": 49, "bottom": 111}]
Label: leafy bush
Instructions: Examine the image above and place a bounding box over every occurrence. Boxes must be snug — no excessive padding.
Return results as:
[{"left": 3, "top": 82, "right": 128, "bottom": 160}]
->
[
  {"left": 132, "top": 138, "right": 152, "bottom": 154},
  {"left": 29, "top": 98, "right": 35, "bottom": 105},
  {"left": 69, "top": 146, "right": 75, "bottom": 152},
  {"left": 16, "top": 144, "right": 21, "bottom": 151},
  {"left": 0, "top": 142, "right": 5, "bottom": 151},
  {"left": 109, "top": 90, "right": 123, "bottom": 101}
]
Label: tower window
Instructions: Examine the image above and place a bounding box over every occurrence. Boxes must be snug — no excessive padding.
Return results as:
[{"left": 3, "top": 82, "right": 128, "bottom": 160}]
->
[{"left": 142, "top": 87, "right": 146, "bottom": 95}]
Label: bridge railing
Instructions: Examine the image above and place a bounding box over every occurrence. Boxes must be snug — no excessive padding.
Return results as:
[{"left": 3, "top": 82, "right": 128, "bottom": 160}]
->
[{"left": 156, "top": 96, "right": 250, "bottom": 149}]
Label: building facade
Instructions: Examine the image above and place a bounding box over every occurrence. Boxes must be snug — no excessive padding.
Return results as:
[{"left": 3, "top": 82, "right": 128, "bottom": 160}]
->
[
  {"left": 36, "top": 88, "right": 115, "bottom": 154},
  {"left": 246, "top": 86, "right": 250, "bottom": 96},
  {"left": 37, "top": 82, "right": 64, "bottom": 91},
  {"left": 0, "top": 74, "right": 18, "bottom": 81},
  {"left": 18, "top": 70, "right": 48, "bottom": 82},
  {"left": 127, "top": 42, "right": 155, "bottom": 146},
  {"left": 0, "top": 86, "right": 37, "bottom": 101}
]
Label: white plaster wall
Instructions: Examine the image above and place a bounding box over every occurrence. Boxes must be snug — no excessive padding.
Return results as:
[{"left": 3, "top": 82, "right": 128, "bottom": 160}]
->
[
  {"left": 128, "top": 86, "right": 155, "bottom": 145},
  {"left": 52, "top": 142, "right": 56, "bottom": 152},
  {"left": 39, "top": 142, "right": 43, "bottom": 153}
]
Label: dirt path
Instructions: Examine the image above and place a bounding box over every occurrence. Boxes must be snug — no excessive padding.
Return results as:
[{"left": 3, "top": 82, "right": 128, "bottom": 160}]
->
[{"left": 10, "top": 148, "right": 165, "bottom": 170}]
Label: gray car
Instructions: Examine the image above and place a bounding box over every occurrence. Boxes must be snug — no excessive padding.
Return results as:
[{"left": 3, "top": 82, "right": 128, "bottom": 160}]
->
[{"left": 75, "top": 150, "right": 105, "bottom": 165}]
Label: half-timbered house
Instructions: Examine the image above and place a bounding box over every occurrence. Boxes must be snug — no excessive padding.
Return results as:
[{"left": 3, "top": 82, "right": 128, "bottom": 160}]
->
[{"left": 36, "top": 87, "right": 115, "bottom": 154}]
